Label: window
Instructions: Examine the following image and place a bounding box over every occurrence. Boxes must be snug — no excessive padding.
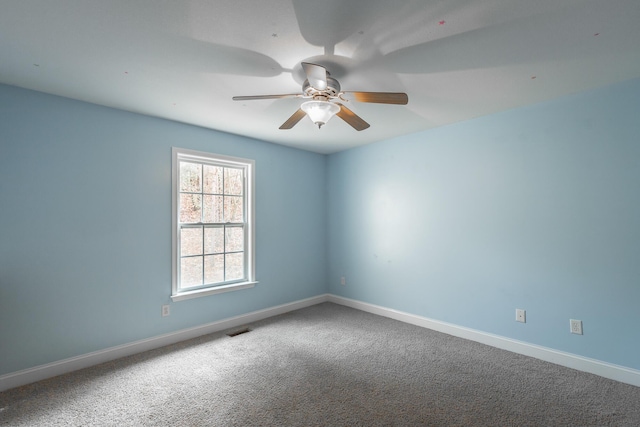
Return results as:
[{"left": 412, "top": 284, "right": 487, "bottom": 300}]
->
[{"left": 172, "top": 148, "right": 256, "bottom": 301}]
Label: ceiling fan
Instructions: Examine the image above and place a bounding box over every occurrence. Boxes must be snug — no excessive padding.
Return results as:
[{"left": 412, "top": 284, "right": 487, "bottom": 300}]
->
[{"left": 232, "top": 62, "right": 408, "bottom": 131}]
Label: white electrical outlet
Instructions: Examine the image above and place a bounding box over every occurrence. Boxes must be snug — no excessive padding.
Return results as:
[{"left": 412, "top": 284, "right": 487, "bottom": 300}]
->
[
  {"left": 570, "top": 319, "right": 582, "bottom": 335},
  {"left": 162, "top": 305, "right": 170, "bottom": 317},
  {"left": 340, "top": 276, "right": 346, "bottom": 286},
  {"left": 516, "top": 309, "right": 526, "bottom": 323}
]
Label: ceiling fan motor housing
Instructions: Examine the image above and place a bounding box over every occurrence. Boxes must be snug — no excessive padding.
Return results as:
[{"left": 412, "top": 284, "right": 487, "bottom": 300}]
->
[{"left": 303, "top": 76, "right": 341, "bottom": 100}]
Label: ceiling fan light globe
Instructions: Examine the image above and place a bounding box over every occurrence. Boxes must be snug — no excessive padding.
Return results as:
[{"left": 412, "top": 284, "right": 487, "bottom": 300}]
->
[{"left": 301, "top": 101, "right": 340, "bottom": 129}]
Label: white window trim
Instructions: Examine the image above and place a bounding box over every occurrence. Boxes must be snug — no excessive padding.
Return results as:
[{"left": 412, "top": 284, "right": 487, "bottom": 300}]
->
[{"left": 171, "top": 147, "right": 257, "bottom": 302}]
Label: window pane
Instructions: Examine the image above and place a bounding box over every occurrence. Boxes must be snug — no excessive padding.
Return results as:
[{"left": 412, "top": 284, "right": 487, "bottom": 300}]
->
[
  {"left": 203, "top": 195, "right": 224, "bottom": 223},
  {"left": 180, "top": 162, "right": 201, "bottom": 193},
  {"left": 224, "top": 196, "right": 243, "bottom": 223},
  {"left": 181, "top": 256, "right": 202, "bottom": 288},
  {"left": 203, "top": 165, "right": 223, "bottom": 194},
  {"left": 180, "top": 194, "right": 202, "bottom": 223},
  {"left": 174, "top": 149, "right": 253, "bottom": 296},
  {"left": 224, "top": 168, "right": 243, "bottom": 195},
  {"left": 181, "top": 227, "right": 203, "bottom": 256},
  {"left": 225, "top": 226, "right": 244, "bottom": 252},
  {"left": 204, "top": 254, "right": 224, "bottom": 284},
  {"left": 204, "top": 226, "right": 224, "bottom": 254},
  {"left": 225, "top": 253, "right": 244, "bottom": 281}
]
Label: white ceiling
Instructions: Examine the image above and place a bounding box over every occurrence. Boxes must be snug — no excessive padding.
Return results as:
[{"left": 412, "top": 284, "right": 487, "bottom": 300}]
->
[{"left": 2, "top": 0, "right": 639, "bottom": 154}]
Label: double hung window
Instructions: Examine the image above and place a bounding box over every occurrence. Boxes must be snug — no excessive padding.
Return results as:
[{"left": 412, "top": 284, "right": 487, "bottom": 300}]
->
[{"left": 172, "top": 148, "right": 255, "bottom": 301}]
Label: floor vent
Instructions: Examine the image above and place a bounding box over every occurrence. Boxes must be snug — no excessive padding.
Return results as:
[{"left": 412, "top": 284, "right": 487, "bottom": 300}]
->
[{"left": 226, "top": 327, "right": 251, "bottom": 337}]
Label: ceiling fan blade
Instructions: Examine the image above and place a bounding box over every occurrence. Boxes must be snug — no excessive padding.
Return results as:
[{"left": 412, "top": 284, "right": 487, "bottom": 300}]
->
[
  {"left": 279, "top": 109, "right": 307, "bottom": 130},
  {"left": 344, "top": 91, "right": 408, "bottom": 105},
  {"left": 336, "top": 104, "right": 370, "bottom": 131},
  {"left": 302, "top": 62, "right": 328, "bottom": 90},
  {"left": 292, "top": 1, "right": 399, "bottom": 55},
  {"left": 233, "top": 94, "right": 300, "bottom": 101}
]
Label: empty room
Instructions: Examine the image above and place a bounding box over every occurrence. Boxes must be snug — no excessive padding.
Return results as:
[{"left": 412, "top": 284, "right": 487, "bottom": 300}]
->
[{"left": 1, "top": 1, "right": 640, "bottom": 425}]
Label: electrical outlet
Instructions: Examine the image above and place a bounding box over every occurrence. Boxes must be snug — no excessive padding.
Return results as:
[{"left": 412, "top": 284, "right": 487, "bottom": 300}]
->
[
  {"left": 516, "top": 309, "right": 526, "bottom": 323},
  {"left": 570, "top": 319, "right": 582, "bottom": 335},
  {"left": 162, "top": 305, "right": 170, "bottom": 317},
  {"left": 340, "top": 276, "right": 346, "bottom": 286}
]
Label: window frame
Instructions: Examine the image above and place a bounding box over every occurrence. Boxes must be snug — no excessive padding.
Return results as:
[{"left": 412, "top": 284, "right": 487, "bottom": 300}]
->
[{"left": 171, "top": 147, "right": 256, "bottom": 301}]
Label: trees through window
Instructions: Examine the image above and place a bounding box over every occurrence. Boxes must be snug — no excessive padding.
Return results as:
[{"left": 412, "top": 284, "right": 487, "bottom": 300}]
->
[{"left": 172, "top": 148, "right": 255, "bottom": 300}]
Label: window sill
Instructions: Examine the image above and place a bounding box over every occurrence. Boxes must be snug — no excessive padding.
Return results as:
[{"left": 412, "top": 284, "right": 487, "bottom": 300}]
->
[{"left": 171, "top": 281, "right": 258, "bottom": 302}]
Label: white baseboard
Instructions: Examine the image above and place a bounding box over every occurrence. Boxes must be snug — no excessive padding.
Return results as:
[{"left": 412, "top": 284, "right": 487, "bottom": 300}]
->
[
  {"left": 3, "top": 293, "right": 638, "bottom": 392},
  {"left": 327, "top": 294, "right": 640, "bottom": 388},
  {"left": 0, "top": 294, "right": 330, "bottom": 392}
]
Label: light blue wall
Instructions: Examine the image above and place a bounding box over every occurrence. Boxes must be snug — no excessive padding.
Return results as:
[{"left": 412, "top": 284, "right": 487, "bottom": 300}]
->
[
  {"left": 327, "top": 78, "right": 640, "bottom": 370},
  {"left": 3, "top": 77, "right": 640, "bottom": 377},
  {"left": 0, "top": 84, "right": 327, "bottom": 375}
]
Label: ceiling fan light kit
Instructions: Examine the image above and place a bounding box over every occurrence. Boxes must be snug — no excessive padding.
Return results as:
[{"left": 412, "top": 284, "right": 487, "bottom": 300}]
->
[
  {"left": 301, "top": 100, "right": 340, "bottom": 128},
  {"left": 233, "top": 62, "right": 408, "bottom": 131}
]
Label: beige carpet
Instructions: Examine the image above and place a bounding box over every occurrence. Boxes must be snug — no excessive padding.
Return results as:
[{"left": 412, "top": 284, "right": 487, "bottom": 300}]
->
[{"left": 1, "top": 302, "right": 639, "bottom": 426}]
